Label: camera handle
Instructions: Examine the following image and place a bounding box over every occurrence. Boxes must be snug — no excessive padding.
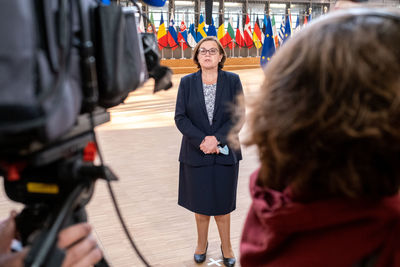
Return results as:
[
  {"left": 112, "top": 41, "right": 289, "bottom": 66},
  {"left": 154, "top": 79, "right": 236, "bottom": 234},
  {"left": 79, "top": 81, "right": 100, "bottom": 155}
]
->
[{"left": 20, "top": 165, "right": 118, "bottom": 267}]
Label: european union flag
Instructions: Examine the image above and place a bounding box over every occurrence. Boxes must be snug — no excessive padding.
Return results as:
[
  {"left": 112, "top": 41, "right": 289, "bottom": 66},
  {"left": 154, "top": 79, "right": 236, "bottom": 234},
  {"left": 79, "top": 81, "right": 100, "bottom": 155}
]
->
[
  {"left": 260, "top": 16, "right": 276, "bottom": 68},
  {"left": 282, "top": 15, "right": 292, "bottom": 44},
  {"left": 207, "top": 18, "right": 217, "bottom": 37}
]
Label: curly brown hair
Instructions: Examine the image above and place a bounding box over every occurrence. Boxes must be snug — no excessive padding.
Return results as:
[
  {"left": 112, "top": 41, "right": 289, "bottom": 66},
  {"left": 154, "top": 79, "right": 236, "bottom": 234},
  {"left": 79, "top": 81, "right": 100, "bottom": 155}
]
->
[
  {"left": 192, "top": 36, "right": 227, "bottom": 69},
  {"left": 245, "top": 9, "right": 400, "bottom": 201}
]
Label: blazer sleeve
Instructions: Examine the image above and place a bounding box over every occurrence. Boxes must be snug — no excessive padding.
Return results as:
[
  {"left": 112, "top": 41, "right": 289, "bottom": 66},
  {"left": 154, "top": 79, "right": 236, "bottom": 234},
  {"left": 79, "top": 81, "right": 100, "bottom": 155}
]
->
[
  {"left": 214, "top": 74, "right": 245, "bottom": 145},
  {"left": 174, "top": 77, "right": 206, "bottom": 147}
]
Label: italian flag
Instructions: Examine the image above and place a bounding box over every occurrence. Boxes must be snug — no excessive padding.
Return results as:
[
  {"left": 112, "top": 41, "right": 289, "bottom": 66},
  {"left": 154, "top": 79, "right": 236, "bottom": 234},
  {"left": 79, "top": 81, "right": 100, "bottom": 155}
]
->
[{"left": 271, "top": 15, "right": 279, "bottom": 49}]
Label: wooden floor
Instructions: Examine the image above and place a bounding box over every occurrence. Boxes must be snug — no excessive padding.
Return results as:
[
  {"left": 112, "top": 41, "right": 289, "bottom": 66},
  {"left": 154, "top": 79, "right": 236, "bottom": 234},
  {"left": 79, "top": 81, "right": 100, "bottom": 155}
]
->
[{"left": 0, "top": 68, "right": 265, "bottom": 267}]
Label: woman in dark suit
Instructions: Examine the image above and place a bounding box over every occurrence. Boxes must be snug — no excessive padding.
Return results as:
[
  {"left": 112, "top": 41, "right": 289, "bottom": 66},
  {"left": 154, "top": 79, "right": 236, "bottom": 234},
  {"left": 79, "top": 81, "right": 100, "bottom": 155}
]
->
[{"left": 175, "top": 36, "right": 244, "bottom": 267}]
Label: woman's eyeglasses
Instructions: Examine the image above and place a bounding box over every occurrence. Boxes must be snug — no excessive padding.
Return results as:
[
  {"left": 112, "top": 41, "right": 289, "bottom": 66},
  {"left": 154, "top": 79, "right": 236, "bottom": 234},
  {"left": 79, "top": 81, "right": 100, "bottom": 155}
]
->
[{"left": 199, "top": 48, "right": 219, "bottom": 55}]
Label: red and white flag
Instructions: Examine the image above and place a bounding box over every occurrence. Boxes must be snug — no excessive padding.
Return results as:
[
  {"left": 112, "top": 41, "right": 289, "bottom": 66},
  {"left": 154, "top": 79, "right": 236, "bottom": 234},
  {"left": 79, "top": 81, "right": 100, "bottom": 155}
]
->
[
  {"left": 177, "top": 20, "right": 188, "bottom": 50},
  {"left": 244, "top": 14, "right": 253, "bottom": 48}
]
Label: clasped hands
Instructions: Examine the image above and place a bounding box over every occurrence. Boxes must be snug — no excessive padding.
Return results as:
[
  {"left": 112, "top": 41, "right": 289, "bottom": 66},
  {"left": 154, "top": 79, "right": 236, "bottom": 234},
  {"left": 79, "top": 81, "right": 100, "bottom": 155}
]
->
[{"left": 200, "top": 136, "right": 219, "bottom": 154}]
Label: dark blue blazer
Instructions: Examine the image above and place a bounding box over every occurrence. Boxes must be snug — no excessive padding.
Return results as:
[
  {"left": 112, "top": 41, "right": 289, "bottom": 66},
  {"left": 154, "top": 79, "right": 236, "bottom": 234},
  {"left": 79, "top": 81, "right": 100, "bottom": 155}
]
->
[{"left": 175, "top": 70, "right": 244, "bottom": 167}]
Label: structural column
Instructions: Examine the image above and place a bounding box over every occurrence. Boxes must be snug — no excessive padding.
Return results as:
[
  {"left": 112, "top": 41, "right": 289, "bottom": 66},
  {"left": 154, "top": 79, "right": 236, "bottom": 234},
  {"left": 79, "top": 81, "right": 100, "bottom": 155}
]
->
[
  {"left": 264, "top": 1, "right": 270, "bottom": 15},
  {"left": 168, "top": 0, "right": 175, "bottom": 22},
  {"left": 141, "top": 4, "right": 149, "bottom": 28},
  {"left": 285, "top": 3, "right": 290, "bottom": 16},
  {"left": 195, "top": 0, "right": 200, "bottom": 29},
  {"left": 242, "top": 0, "right": 248, "bottom": 25},
  {"left": 219, "top": 0, "right": 224, "bottom": 26}
]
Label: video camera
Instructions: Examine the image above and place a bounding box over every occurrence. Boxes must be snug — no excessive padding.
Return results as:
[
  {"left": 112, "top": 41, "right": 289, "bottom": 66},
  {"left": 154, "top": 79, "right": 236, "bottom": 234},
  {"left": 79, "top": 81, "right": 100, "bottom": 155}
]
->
[{"left": 0, "top": 0, "right": 171, "bottom": 266}]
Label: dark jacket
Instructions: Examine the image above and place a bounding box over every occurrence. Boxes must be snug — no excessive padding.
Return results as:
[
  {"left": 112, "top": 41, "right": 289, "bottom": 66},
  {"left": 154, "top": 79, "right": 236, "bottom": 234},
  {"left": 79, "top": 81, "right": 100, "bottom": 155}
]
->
[
  {"left": 240, "top": 169, "right": 400, "bottom": 267},
  {"left": 175, "top": 70, "right": 244, "bottom": 167}
]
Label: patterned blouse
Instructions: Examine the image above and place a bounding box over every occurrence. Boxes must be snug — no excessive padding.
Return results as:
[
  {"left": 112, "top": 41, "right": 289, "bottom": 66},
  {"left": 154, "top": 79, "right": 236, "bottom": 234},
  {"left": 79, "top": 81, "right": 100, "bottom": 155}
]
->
[{"left": 203, "top": 83, "right": 217, "bottom": 125}]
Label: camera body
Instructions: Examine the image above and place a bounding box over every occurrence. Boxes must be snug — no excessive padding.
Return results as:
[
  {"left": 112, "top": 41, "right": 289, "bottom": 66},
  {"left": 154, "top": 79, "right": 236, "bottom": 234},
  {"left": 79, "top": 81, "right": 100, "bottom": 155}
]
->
[
  {"left": 0, "top": 0, "right": 172, "bottom": 204},
  {"left": 0, "top": 0, "right": 171, "bottom": 160},
  {"left": 0, "top": 1, "right": 171, "bottom": 265}
]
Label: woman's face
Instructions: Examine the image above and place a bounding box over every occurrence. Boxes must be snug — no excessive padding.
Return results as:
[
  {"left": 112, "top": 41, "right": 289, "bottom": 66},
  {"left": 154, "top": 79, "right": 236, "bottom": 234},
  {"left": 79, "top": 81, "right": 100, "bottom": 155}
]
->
[{"left": 197, "top": 41, "right": 223, "bottom": 70}]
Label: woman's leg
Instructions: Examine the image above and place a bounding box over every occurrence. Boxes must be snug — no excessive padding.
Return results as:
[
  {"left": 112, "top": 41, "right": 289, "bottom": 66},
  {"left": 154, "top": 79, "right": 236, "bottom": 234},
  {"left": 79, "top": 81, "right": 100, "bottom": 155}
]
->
[
  {"left": 215, "top": 213, "right": 235, "bottom": 258},
  {"left": 195, "top": 213, "right": 210, "bottom": 254}
]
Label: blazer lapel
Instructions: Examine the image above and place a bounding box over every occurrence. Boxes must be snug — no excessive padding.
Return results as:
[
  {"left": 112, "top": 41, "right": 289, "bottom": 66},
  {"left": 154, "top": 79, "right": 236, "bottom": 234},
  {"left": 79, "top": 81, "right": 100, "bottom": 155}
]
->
[
  {"left": 212, "top": 70, "right": 224, "bottom": 118},
  {"left": 194, "top": 70, "right": 208, "bottom": 118}
]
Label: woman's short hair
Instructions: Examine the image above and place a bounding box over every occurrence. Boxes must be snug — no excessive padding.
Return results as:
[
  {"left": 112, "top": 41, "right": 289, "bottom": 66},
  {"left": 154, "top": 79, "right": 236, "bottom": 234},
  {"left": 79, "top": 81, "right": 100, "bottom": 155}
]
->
[
  {"left": 245, "top": 9, "right": 400, "bottom": 200},
  {"left": 192, "top": 36, "right": 227, "bottom": 69}
]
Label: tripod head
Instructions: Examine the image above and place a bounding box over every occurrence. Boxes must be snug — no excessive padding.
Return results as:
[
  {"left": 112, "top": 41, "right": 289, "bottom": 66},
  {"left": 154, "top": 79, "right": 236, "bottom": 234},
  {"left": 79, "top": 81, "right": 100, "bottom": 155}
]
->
[{"left": 0, "top": 109, "right": 117, "bottom": 266}]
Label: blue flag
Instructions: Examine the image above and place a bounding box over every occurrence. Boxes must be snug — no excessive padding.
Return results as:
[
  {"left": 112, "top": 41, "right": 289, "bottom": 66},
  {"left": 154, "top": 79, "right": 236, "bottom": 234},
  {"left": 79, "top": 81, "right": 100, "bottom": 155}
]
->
[
  {"left": 167, "top": 19, "right": 179, "bottom": 49},
  {"left": 187, "top": 23, "right": 197, "bottom": 48},
  {"left": 277, "top": 16, "right": 285, "bottom": 45},
  {"left": 262, "top": 14, "right": 268, "bottom": 38},
  {"left": 179, "top": 21, "right": 188, "bottom": 42},
  {"left": 197, "top": 15, "right": 207, "bottom": 42},
  {"left": 260, "top": 16, "right": 276, "bottom": 68},
  {"left": 207, "top": 18, "right": 217, "bottom": 37},
  {"left": 282, "top": 15, "right": 292, "bottom": 44}
]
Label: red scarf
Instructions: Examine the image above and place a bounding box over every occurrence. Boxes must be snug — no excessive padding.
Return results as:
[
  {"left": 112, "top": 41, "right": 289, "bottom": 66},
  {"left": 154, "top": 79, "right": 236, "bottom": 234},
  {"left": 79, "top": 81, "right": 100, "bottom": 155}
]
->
[{"left": 240, "top": 169, "right": 400, "bottom": 267}]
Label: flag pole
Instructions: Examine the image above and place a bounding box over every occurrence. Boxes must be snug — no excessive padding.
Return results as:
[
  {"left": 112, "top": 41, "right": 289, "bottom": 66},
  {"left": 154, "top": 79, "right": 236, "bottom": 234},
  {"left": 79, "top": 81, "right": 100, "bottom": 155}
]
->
[
  {"left": 181, "top": 45, "right": 184, "bottom": 59},
  {"left": 180, "top": 40, "right": 184, "bottom": 59}
]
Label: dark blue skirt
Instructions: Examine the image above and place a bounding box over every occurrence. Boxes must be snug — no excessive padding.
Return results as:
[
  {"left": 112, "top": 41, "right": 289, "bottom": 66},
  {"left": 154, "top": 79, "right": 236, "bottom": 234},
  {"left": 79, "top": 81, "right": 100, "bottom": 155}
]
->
[{"left": 178, "top": 162, "right": 239, "bottom": 216}]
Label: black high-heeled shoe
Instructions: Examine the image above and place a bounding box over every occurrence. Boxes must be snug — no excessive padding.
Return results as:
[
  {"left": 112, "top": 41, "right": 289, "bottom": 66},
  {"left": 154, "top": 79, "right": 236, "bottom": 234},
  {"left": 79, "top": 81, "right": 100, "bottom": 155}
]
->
[
  {"left": 220, "top": 245, "right": 236, "bottom": 267},
  {"left": 194, "top": 242, "right": 208, "bottom": 263}
]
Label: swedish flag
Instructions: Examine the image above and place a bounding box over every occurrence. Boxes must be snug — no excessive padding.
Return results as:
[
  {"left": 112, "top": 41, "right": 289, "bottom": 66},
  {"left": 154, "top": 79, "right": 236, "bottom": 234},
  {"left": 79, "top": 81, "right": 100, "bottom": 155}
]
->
[{"left": 197, "top": 15, "right": 207, "bottom": 42}]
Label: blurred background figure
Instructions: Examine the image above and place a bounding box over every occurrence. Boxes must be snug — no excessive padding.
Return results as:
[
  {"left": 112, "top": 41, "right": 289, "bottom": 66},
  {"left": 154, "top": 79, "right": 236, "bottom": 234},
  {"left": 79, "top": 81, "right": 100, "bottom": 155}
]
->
[
  {"left": 175, "top": 36, "right": 244, "bottom": 267},
  {"left": 239, "top": 8, "right": 400, "bottom": 267}
]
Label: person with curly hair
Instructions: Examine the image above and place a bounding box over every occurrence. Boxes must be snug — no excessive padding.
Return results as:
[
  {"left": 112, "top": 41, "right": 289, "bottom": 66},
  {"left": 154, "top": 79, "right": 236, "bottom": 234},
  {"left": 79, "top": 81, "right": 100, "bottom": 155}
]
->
[{"left": 239, "top": 8, "right": 400, "bottom": 267}]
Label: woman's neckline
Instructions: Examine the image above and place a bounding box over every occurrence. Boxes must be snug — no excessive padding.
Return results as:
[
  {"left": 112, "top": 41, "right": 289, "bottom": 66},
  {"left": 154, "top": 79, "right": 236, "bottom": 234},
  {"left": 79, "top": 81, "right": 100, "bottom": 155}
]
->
[
  {"left": 201, "top": 69, "right": 218, "bottom": 85},
  {"left": 203, "top": 82, "right": 217, "bottom": 85}
]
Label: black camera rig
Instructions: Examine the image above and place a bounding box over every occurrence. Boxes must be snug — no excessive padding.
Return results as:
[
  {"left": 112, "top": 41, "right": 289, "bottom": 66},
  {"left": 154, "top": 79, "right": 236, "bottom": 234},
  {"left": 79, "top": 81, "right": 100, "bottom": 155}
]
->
[
  {"left": 1, "top": 109, "right": 116, "bottom": 266},
  {"left": 0, "top": 0, "right": 168, "bottom": 265}
]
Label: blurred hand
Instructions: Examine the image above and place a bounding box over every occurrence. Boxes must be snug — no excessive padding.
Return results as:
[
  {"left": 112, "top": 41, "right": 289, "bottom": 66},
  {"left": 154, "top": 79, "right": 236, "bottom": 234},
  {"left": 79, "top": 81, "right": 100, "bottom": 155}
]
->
[
  {"left": 200, "top": 136, "right": 219, "bottom": 154},
  {"left": 0, "top": 211, "right": 102, "bottom": 267},
  {"left": 0, "top": 211, "right": 27, "bottom": 267},
  {"left": 59, "top": 223, "right": 103, "bottom": 267}
]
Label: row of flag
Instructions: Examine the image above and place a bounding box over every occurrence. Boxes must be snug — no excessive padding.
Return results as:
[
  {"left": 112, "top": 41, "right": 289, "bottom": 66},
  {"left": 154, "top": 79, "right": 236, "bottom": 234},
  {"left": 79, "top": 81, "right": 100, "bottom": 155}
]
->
[
  {"left": 145, "top": 12, "right": 312, "bottom": 67},
  {"left": 260, "top": 12, "right": 312, "bottom": 67}
]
